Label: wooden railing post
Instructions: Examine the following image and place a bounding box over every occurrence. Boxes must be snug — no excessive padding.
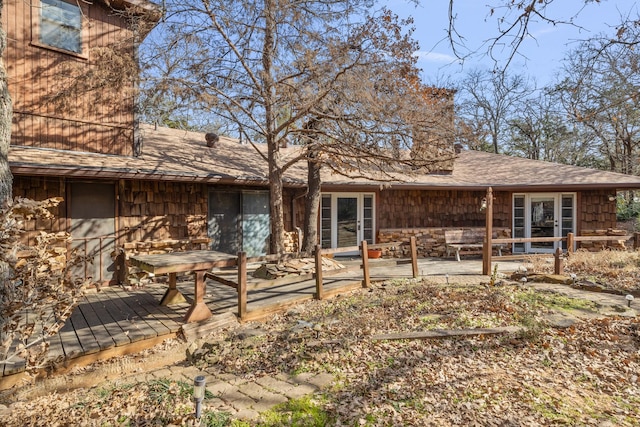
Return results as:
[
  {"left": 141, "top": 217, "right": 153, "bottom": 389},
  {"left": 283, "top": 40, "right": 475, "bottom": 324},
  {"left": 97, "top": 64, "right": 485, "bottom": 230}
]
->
[
  {"left": 635, "top": 232, "right": 640, "bottom": 250},
  {"left": 361, "top": 240, "right": 371, "bottom": 288},
  {"left": 410, "top": 236, "right": 418, "bottom": 278},
  {"left": 237, "top": 251, "right": 247, "bottom": 321},
  {"left": 314, "top": 245, "right": 324, "bottom": 300},
  {"left": 554, "top": 247, "right": 563, "bottom": 275},
  {"left": 482, "top": 187, "right": 493, "bottom": 275},
  {"left": 566, "top": 232, "right": 575, "bottom": 255}
]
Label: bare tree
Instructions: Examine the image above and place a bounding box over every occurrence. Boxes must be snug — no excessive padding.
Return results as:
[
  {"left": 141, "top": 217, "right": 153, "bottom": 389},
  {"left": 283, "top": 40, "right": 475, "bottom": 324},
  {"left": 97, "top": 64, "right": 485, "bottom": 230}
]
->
[
  {"left": 141, "top": 1, "right": 454, "bottom": 255},
  {"left": 456, "top": 69, "right": 533, "bottom": 154},
  {"left": 506, "top": 90, "right": 600, "bottom": 166},
  {"left": 447, "top": 1, "right": 639, "bottom": 70},
  {"left": 0, "top": 0, "right": 12, "bottom": 207},
  {"left": 556, "top": 24, "right": 640, "bottom": 176}
]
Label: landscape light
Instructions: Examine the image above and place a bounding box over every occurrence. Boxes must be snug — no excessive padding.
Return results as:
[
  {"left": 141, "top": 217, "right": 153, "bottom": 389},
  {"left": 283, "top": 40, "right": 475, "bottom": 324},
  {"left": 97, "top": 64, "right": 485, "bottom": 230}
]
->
[
  {"left": 626, "top": 294, "right": 634, "bottom": 308},
  {"left": 193, "top": 375, "right": 206, "bottom": 418},
  {"left": 521, "top": 277, "right": 527, "bottom": 285}
]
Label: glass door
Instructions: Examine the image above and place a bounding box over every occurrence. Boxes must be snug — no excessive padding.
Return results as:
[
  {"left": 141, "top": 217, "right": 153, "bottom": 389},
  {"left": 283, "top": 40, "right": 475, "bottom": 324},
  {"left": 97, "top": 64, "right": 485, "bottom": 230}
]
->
[
  {"left": 320, "top": 193, "right": 375, "bottom": 250},
  {"left": 513, "top": 193, "right": 575, "bottom": 254},
  {"left": 337, "top": 196, "right": 358, "bottom": 247},
  {"left": 530, "top": 196, "right": 557, "bottom": 252}
]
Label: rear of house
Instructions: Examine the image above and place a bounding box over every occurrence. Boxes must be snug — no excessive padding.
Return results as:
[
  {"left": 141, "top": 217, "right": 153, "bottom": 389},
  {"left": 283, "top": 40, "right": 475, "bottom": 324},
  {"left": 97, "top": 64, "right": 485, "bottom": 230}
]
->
[{"left": 6, "top": 0, "right": 640, "bottom": 288}]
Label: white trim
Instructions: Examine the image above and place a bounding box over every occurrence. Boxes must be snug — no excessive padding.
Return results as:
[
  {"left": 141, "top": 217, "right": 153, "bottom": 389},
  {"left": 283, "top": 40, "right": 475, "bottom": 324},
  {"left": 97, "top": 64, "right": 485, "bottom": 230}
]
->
[
  {"left": 512, "top": 192, "right": 576, "bottom": 253},
  {"left": 321, "top": 192, "right": 376, "bottom": 250}
]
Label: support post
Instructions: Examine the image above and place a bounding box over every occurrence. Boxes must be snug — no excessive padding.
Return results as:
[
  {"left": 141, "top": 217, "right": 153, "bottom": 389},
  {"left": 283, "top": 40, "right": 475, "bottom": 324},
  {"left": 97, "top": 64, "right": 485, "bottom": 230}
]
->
[
  {"left": 361, "top": 240, "right": 371, "bottom": 288},
  {"left": 634, "top": 232, "right": 640, "bottom": 251},
  {"left": 237, "top": 252, "right": 247, "bottom": 321},
  {"left": 410, "top": 236, "right": 418, "bottom": 278},
  {"left": 566, "top": 232, "right": 575, "bottom": 256},
  {"left": 160, "top": 272, "right": 186, "bottom": 305},
  {"left": 482, "top": 187, "right": 493, "bottom": 275},
  {"left": 554, "top": 247, "right": 563, "bottom": 275},
  {"left": 314, "top": 245, "right": 324, "bottom": 300},
  {"left": 183, "top": 270, "right": 212, "bottom": 323}
]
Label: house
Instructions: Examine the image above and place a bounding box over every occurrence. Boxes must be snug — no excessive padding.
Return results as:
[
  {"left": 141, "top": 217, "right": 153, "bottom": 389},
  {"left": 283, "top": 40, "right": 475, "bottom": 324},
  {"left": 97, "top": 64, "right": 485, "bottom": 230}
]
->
[{"left": 5, "top": 0, "right": 640, "bottom": 286}]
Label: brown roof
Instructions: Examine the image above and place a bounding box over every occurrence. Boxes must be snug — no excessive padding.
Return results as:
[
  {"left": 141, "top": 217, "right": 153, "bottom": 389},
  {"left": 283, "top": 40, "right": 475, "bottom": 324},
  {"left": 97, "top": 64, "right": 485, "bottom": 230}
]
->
[{"left": 9, "top": 124, "right": 640, "bottom": 191}]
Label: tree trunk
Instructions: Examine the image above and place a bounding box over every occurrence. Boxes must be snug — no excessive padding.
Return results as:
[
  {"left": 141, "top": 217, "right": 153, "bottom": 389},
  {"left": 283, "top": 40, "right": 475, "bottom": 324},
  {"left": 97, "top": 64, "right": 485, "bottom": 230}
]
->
[
  {"left": 0, "top": 0, "right": 13, "bottom": 208},
  {"left": 262, "top": 0, "right": 285, "bottom": 255},
  {"left": 268, "top": 152, "right": 286, "bottom": 255},
  {"left": 302, "top": 148, "right": 321, "bottom": 256}
]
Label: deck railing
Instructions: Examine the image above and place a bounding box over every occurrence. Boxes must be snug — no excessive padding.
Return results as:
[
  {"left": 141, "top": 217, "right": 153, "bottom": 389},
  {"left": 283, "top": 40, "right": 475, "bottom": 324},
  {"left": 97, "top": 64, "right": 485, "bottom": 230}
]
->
[
  {"left": 206, "top": 237, "right": 419, "bottom": 322},
  {"left": 484, "top": 232, "right": 640, "bottom": 275}
]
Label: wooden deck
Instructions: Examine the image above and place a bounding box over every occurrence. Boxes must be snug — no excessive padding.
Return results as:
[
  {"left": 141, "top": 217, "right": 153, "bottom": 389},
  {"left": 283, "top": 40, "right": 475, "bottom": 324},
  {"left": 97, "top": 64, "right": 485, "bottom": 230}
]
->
[
  {"left": 0, "top": 257, "right": 525, "bottom": 387},
  {"left": 0, "top": 264, "right": 364, "bottom": 384}
]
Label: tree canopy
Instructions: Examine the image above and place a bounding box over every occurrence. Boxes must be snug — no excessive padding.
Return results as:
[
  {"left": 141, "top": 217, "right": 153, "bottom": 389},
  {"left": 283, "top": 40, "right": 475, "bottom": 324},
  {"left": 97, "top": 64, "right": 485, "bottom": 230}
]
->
[{"left": 140, "top": 0, "right": 454, "bottom": 254}]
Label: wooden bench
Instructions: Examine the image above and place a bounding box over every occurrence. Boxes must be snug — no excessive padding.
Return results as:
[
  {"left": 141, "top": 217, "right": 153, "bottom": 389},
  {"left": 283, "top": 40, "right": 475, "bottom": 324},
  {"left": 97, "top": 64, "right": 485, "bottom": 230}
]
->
[{"left": 444, "top": 229, "right": 503, "bottom": 262}]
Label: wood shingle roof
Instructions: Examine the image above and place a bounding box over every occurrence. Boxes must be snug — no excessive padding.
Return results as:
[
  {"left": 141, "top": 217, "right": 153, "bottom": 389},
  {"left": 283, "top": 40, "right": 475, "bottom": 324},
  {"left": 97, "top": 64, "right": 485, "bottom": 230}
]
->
[{"left": 9, "top": 124, "right": 640, "bottom": 191}]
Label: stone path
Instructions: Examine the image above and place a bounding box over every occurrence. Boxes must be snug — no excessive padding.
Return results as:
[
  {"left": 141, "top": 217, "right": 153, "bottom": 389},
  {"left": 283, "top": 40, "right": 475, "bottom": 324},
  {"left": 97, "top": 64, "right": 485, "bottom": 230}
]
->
[
  {"left": 122, "top": 364, "right": 334, "bottom": 421},
  {"left": 526, "top": 281, "right": 638, "bottom": 318},
  {"left": 136, "top": 367, "right": 334, "bottom": 421}
]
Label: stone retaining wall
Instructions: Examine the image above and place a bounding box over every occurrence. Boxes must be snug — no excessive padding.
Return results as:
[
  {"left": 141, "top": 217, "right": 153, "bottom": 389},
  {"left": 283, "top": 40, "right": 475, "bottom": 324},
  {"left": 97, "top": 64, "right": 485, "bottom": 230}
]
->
[
  {"left": 378, "top": 227, "right": 511, "bottom": 258},
  {"left": 577, "top": 229, "right": 632, "bottom": 251}
]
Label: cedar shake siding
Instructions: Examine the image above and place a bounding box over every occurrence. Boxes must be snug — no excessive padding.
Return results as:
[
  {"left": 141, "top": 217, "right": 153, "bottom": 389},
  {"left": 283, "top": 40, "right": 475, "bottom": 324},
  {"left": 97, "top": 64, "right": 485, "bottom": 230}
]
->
[
  {"left": 4, "top": 0, "right": 145, "bottom": 155},
  {"left": 378, "top": 189, "right": 511, "bottom": 229}
]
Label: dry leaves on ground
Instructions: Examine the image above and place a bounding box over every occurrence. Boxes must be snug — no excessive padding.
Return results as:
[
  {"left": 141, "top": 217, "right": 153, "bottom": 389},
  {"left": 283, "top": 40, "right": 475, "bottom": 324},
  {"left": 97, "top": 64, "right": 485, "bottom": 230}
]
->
[{"left": 3, "top": 278, "right": 640, "bottom": 426}]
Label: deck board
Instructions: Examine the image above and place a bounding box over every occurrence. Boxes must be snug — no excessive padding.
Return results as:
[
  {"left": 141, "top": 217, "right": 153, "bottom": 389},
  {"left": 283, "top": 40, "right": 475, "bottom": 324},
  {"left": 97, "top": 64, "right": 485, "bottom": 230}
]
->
[
  {"left": 91, "top": 288, "right": 149, "bottom": 344},
  {"left": 69, "top": 305, "right": 102, "bottom": 355},
  {"left": 79, "top": 299, "right": 119, "bottom": 351},
  {"left": 90, "top": 290, "right": 134, "bottom": 347},
  {"left": 110, "top": 289, "right": 172, "bottom": 337},
  {"left": 57, "top": 314, "right": 84, "bottom": 359},
  {"left": 101, "top": 289, "right": 165, "bottom": 340}
]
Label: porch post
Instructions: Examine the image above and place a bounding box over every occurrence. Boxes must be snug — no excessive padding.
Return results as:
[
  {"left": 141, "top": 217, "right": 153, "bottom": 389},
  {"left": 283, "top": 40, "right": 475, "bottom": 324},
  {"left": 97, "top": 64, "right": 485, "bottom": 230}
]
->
[{"left": 482, "top": 187, "right": 493, "bottom": 276}]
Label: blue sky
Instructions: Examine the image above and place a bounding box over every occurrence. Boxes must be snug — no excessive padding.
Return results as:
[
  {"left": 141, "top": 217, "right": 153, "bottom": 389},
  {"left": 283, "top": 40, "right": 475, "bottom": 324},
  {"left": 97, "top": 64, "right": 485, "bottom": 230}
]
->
[{"left": 387, "top": 0, "right": 639, "bottom": 86}]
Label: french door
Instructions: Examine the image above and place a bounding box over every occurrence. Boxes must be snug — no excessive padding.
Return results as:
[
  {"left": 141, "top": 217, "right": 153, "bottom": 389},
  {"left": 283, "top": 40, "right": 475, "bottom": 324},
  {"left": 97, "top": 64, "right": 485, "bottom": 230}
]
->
[
  {"left": 513, "top": 193, "right": 575, "bottom": 253},
  {"left": 320, "top": 193, "right": 374, "bottom": 250}
]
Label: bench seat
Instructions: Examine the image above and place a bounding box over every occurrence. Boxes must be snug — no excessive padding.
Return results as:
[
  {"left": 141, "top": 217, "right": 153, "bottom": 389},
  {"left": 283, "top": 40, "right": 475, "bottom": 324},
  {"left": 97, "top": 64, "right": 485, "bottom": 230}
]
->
[{"left": 444, "top": 229, "right": 504, "bottom": 262}]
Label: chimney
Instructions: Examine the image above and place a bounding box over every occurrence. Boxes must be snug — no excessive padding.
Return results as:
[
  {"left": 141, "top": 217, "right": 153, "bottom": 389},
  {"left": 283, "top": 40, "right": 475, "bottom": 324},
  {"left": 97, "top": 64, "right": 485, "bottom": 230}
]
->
[{"left": 205, "top": 133, "right": 219, "bottom": 147}]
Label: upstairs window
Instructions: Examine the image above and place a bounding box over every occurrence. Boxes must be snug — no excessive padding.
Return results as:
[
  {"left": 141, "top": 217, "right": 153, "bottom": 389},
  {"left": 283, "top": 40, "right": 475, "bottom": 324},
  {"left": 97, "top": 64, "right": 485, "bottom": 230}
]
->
[{"left": 40, "top": 0, "right": 83, "bottom": 54}]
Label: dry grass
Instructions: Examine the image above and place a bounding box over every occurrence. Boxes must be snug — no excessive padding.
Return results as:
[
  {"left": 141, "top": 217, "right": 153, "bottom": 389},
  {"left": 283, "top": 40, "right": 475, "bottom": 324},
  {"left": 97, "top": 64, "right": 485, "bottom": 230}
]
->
[{"left": 525, "top": 250, "right": 640, "bottom": 293}]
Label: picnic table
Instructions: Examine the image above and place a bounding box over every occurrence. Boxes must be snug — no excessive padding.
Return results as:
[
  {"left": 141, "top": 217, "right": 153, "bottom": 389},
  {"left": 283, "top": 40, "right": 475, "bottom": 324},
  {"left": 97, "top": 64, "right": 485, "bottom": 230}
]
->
[{"left": 129, "top": 250, "right": 237, "bottom": 323}]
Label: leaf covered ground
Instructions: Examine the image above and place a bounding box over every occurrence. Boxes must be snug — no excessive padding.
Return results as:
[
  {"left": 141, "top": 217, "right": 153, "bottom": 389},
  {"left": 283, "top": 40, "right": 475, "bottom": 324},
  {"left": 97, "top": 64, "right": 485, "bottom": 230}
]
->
[
  {"left": 529, "top": 249, "right": 640, "bottom": 293},
  {"left": 3, "top": 274, "right": 640, "bottom": 426}
]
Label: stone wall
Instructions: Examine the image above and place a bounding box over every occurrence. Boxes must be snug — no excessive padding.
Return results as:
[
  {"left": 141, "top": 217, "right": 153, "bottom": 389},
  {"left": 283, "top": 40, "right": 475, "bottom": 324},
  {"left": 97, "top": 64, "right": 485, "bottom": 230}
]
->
[
  {"left": 378, "top": 227, "right": 511, "bottom": 258},
  {"left": 576, "top": 229, "right": 631, "bottom": 251}
]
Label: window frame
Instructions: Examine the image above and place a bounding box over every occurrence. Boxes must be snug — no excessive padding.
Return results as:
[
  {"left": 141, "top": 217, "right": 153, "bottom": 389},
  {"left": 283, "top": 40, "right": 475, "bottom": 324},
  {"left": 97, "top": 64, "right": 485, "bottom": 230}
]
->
[{"left": 31, "top": 0, "right": 89, "bottom": 59}]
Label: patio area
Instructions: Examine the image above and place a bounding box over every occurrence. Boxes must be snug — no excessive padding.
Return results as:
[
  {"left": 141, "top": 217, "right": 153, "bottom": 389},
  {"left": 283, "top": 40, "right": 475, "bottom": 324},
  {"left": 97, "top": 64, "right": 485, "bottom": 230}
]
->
[{"left": 0, "top": 256, "right": 525, "bottom": 388}]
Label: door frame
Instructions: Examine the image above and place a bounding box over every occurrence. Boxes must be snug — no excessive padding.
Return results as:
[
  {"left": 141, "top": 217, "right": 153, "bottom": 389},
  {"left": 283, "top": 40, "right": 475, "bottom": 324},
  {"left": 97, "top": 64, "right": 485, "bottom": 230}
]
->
[
  {"left": 513, "top": 192, "right": 576, "bottom": 253},
  {"left": 321, "top": 192, "right": 375, "bottom": 251}
]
